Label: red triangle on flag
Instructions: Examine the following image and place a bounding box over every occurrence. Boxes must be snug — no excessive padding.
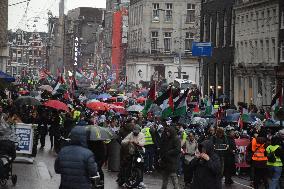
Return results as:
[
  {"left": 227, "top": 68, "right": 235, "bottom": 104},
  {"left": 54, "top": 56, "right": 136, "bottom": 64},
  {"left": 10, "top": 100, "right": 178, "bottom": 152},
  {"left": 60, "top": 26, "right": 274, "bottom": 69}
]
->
[
  {"left": 168, "top": 88, "right": 174, "bottom": 111},
  {"left": 193, "top": 104, "right": 200, "bottom": 113}
]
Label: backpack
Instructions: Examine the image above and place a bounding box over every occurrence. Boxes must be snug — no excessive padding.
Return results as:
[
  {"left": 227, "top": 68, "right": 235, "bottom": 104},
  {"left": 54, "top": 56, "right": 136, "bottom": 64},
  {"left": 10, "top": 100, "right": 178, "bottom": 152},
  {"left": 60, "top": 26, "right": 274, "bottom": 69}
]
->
[{"left": 267, "top": 148, "right": 276, "bottom": 163}]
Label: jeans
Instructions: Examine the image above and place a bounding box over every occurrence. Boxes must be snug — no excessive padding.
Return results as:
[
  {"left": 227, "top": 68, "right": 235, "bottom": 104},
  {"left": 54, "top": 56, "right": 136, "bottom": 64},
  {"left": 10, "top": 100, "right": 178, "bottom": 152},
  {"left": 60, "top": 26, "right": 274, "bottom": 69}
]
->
[
  {"left": 144, "top": 145, "right": 155, "bottom": 171},
  {"left": 161, "top": 172, "right": 180, "bottom": 189},
  {"left": 268, "top": 166, "right": 282, "bottom": 189}
]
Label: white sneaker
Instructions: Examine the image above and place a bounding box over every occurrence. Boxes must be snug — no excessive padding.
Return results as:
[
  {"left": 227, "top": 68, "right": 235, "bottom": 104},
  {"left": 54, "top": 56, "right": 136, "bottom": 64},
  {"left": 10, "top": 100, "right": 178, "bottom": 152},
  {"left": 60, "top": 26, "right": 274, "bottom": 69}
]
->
[{"left": 139, "top": 182, "right": 147, "bottom": 188}]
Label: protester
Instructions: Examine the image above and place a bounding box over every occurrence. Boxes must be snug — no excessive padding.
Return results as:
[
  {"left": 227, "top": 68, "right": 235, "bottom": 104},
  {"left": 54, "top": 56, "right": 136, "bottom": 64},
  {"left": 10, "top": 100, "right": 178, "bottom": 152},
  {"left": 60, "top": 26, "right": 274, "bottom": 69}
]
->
[
  {"left": 159, "top": 126, "right": 181, "bottom": 189},
  {"left": 252, "top": 129, "right": 268, "bottom": 189},
  {"left": 183, "top": 132, "right": 197, "bottom": 186},
  {"left": 266, "top": 136, "right": 284, "bottom": 189},
  {"left": 189, "top": 140, "right": 222, "bottom": 189},
  {"left": 55, "top": 126, "right": 98, "bottom": 189},
  {"left": 224, "top": 128, "right": 237, "bottom": 185}
]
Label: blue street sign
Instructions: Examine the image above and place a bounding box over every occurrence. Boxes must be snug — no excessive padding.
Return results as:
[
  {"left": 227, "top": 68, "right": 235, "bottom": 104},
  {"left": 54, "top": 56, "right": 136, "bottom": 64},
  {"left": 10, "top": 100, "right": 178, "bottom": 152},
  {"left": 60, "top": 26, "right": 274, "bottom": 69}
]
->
[{"left": 192, "top": 42, "right": 212, "bottom": 57}]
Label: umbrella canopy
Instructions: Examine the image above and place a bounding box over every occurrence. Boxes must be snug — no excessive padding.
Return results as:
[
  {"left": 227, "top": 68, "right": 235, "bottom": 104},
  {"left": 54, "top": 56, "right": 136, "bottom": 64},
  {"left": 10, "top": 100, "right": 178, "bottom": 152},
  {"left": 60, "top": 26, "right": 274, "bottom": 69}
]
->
[
  {"left": 136, "top": 97, "right": 146, "bottom": 104},
  {"left": 39, "top": 85, "right": 53, "bottom": 92},
  {"left": 223, "top": 113, "right": 255, "bottom": 123},
  {"left": 0, "top": 71, "right": 15, "bottom": 82},
  {"left": 87, "top": 125, "right": 114, "bottom": 141},
  {"left": 127, "top": 104, "right": 144, "bottom": 112},
  {"left": 88, "top": 94, "right": 98, "bottom": 100},
  {"left": 44, "top": 100, "right": 69, "bottom": 112},
  {"left": 97, "top": 93, "right": 112, "bottom": 100},
  {"left": 137, "top": 90, "right": 148, "bottom": 97},
  {"left": 86, "top": 102, "right": 109, "bottom": 111},
  {"left": 87, "top": 99, "right": 99, "bottom": 104},
  {"left": 250, "top": 113, "right": 265, "bottom": 121},
  {"left": 14, "top": 96, "right": 41, "bottom": 106},
  {"left": 225, "top": 109, "right": 239, "bottom": 116},
  {"left": 109, "top": 104, "right": 127, "bottom": 115},
  {"left": 19, "top": 90, "right": 30, "bottom": 95},
  {"left": 29, "top": 91, "right": 39, "bottom": 97},
  {"left": 190, "top": 117, "right": 207, "bottom": 127}
]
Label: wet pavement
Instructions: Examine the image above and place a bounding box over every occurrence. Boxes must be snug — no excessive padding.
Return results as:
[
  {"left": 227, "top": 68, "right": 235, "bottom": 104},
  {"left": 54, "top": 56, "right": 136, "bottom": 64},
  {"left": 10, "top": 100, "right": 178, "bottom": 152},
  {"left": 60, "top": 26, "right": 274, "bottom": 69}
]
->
[{"left": 3, "top": 138, "right": 253, "bottom": 189}]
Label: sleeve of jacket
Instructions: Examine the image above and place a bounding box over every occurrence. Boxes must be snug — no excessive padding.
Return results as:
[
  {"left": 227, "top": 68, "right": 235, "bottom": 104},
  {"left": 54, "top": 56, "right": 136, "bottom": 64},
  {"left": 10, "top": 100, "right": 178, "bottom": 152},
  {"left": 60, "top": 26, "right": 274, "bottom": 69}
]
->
[
  {"left": 166, "top": 138, "right": 181, "bottom": 156},
  {"left": 205, "top": 154, "right": 222, "bottom": 176},
  {"left": 54, "top": 157, "right": 61, "bottom": 174},
  {"left": 87, "top": 154, "right": 98, "bottom": 177}
]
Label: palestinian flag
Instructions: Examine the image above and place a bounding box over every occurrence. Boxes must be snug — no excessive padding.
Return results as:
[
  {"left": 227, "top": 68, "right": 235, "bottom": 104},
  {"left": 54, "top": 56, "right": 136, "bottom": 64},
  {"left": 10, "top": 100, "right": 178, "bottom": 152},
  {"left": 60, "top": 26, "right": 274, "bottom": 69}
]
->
[
  {"left": 271, "top": 88, "right": 283, "bottom": 114},
  {"left": 142, "top": 83, "right": 156, "bottom": 116},
  {"left": 161, "top": 87, "right": 174, "bottom": 118},
  {"left": 238, "top": 107, "right": 249, "bottom": 130},
  {"left": 52, "top": 74, "right": 65, "bottom": 95},
  {"left": 204, "top": 97, "right": 213, "bottom": 115},
  {"left": 173, "top": 88, "right": 189, "bottom": 117}
]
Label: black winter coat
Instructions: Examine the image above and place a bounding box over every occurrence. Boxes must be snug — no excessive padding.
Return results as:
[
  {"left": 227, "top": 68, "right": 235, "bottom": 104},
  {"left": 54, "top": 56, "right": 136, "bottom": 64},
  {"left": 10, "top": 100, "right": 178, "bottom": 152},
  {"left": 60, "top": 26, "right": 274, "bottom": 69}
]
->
[
  {"left": 54, "top": 126, "right": 97, "bottom": 189},
  {"left": 160, "top": 127, "right": 181, "bottom": 173},
  {"left": 189, "top": 140, "right": 222, "bottom": 189}
]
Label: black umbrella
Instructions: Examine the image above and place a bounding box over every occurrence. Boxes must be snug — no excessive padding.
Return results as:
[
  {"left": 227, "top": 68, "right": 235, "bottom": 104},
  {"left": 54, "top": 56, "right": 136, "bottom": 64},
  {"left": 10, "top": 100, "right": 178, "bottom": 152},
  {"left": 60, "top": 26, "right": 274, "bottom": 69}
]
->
[{"left": 14, "top": 96, "right": 42, "bottom": 106}]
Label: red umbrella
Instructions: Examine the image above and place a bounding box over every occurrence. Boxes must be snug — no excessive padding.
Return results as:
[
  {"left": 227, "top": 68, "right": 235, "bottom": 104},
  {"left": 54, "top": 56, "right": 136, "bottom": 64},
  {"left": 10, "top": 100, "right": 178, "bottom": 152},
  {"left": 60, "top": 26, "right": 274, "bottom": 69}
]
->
[
  {"left": 109, "top": 104, "right": 127, "bottom": 115},
  {"left": 137, "top": 97, "right": 146, "bottom": 104},
  {"left": 87, "top": 102, "right": 109, "bottom": 111},
  {"left": 19, "top": 90, "right": 30, "bottom": 95},
  {"left": 44, "top": 100, "right": 69, "bottom": 112}
]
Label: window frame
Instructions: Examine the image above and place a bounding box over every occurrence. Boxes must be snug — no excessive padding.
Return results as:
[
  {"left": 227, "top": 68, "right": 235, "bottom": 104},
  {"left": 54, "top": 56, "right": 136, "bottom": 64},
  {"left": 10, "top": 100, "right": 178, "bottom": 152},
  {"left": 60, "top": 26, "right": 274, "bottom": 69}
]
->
[
  {"left": 152, "top": 3, "right": 160, "bottom": 22},
  {"left": 186, "top": 3, "right": 195, "bottom": 23},
  {"left": 185, "top": 32, "right": 194, "bottom": 53},
  {"left": 163, "top": 32, "right": 172, "bottom": 53},
  {"left": 165, "top": 3, "right": 173, "bottom": 22}
]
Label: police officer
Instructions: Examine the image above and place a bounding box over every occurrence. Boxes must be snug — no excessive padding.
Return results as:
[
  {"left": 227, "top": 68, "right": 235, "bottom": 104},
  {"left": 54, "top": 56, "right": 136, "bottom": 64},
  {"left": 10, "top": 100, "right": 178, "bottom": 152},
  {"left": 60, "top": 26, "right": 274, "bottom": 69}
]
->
[{"left": 142, "top": 122, "right": 155, "bottom": 173}]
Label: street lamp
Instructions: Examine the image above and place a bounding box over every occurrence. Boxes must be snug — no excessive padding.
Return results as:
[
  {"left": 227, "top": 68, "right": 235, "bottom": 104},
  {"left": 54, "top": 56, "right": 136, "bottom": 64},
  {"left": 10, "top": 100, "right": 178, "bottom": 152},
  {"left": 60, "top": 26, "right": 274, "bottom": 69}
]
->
[
  {"left": 168, "top": 71, "right": 172, "bottom": 78},
  {"left": 217, "top": 85, "right": 222, "bottom": 90}
]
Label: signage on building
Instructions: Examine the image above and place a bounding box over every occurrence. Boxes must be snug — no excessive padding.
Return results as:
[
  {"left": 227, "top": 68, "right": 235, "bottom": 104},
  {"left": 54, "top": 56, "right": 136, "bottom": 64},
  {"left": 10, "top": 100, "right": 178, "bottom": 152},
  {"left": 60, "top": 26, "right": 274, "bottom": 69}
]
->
[
  {"left": 192, "top": 42, "right": 212, "bottom": 57},
  {"left": 74, "top": 37, "right": 79, "bottom": 66}
]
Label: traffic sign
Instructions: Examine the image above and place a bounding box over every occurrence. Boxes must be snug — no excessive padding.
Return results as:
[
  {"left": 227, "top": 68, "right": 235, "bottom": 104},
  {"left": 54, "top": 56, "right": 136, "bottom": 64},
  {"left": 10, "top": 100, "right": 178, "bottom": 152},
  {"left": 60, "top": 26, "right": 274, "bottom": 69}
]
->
[{"left": 192, "top": 42, "right": 212, "bottom": 57}]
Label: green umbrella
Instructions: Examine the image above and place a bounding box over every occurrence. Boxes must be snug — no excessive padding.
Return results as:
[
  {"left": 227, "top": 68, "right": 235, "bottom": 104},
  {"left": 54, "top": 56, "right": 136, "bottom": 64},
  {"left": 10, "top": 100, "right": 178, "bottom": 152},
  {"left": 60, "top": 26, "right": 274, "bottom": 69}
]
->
[{"left": 87, "top": 125, "right": 113, "bottom": 141}]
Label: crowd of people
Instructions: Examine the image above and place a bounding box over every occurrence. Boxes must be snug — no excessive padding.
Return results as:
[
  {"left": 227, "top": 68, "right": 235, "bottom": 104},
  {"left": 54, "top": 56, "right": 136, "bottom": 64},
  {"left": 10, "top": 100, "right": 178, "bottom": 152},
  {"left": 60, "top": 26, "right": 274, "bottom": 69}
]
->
[{"left": 0, "top": 83, "right": 284, "bottom": 189}]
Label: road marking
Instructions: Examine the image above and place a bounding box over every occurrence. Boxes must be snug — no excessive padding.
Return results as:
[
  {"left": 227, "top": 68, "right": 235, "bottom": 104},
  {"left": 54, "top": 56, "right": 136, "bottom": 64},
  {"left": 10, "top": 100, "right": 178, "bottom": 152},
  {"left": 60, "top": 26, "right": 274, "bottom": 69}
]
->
[
  {"left": 232, "top": 180, "right": 253, "bottom": 189},
  {"left": 37, "top": 162, "right": 51, "bottom": 180}
]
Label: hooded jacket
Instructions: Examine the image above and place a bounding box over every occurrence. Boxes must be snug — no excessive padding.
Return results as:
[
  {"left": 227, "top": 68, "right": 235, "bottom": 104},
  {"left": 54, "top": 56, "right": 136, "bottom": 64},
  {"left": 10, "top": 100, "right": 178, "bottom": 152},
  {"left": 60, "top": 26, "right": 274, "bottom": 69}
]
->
[
  {"left": 55, "top": 126, "right": 97, "bottom": 189},
  {"left": 160, "top": 126, "right": 181, "bottom": 173},
  {"left": 189, "top": 140, "right": 222, "bottom": 189}
]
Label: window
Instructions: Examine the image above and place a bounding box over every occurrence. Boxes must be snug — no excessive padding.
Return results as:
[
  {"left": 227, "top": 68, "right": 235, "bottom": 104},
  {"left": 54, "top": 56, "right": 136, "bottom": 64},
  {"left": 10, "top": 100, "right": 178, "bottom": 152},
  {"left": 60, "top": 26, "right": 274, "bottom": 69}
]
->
[
  {"left": 240, "top": 41, "right": 243, "bottom": 62},
  {"left": 165, "top": 3, "right": 173, "bottom": 22},
  {"left": 272, "top": 38, "right": 276, "bottom": 62},
  {"left": 185, "top": 32, "right": 194, "bottom": 52},
  {"left": 281, "top": 41, "right": 284, "bottom": 62},
  {"left": 260, "top": 40, "right": 264, "bottom": 62},
  {"left": 216, "top": 13, "right": 219, "bottom": 47},
  {"left": 186, "top": 4, "right": 195, "bottom": 23},
  {"left": 203, "top": 16, "right": 206, "bottom": 42},
  {"left": 17, "top": 57, "right": 22, "bottom": 63},
  {"left": 164, "top": 32, "right": 172, "bottom": 53},
  {"left": 244, "top": 41, "right": 248, "bottom": 62},
  {"left": 266, "top": 39, "right": 269, "bottom": 63},
  {"left": 261, "top": 11, "right": 264, "bottom": 28},
  {"left": 17, "top": 51, "right": 21, "bottom": 55},
  {"left": 267, "top": 10, "right": 270, "bottom": 27},
  {"left": 256, "top": 12, "right": 259, "bottom": 30},
  {"left": 152, "top": 3, "right": 159, "bottom": 21},
  {"left": 272, "top": 9, "right": 277, "bottom": 25},
  {"left": 258, "top": 77, "right": 262, "bottom": 95},
  {"left": 151, "top": 31, "right": 158, "bottom": 53},
  {"left": 223, "top": 14, "right": 227, "bottom": 46},
  {"left": 209, "top": 16, "right": 213, "bottom": 42},
  {"left": 255, "top": 41, "right": 258, "bottom": 63},
  {"left": 281, "top": 11, "right": 284, "bottom": 29}
]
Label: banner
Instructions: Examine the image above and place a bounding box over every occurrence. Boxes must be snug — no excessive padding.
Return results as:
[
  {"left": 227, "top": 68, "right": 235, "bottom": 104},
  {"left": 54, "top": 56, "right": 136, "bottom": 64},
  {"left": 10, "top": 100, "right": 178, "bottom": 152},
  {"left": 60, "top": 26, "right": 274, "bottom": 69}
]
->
[
  {"left": 15, "top": 123, "right": 34, "bottom": 155},
  {"left": 235, "top": 138, "right": 250, "bottom": 168}
]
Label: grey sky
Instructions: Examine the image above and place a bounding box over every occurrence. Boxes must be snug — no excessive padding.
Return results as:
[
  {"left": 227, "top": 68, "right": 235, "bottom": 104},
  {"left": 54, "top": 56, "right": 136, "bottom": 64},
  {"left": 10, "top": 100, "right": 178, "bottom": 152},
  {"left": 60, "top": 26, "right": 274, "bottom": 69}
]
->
[{"left": 8, "top": 0, "right": 106, "bottom": 32}]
